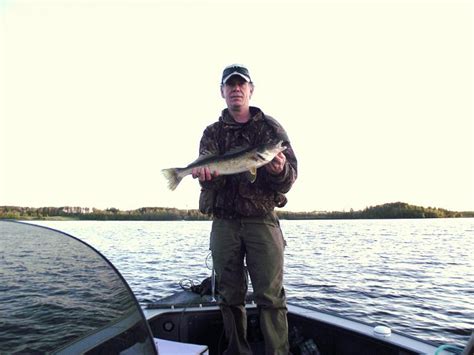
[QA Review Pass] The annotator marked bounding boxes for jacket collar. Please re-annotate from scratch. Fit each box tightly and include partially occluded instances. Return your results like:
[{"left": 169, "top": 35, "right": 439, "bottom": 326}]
[{"left": 220, "top": 106, "right": 263, "bottom": 127}]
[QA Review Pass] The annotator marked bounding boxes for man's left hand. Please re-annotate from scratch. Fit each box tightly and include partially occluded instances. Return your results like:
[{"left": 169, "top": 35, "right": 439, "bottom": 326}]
[{"left": 265, "top": 152, "right": 286, "bottom": 175}]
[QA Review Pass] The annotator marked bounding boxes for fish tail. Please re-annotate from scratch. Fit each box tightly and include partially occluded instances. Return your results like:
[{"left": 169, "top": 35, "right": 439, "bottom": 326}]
[{"left": 162, "top": 168, "right": 183, "bottom": 191}]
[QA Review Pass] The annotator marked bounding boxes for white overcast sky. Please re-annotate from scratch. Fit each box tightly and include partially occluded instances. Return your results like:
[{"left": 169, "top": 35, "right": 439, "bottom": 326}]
[{"left": 0, "top": 0, "right": 472, "bottom": 212}]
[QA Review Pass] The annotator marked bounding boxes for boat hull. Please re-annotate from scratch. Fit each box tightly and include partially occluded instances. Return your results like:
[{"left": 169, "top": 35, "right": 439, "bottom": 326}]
[{"left": 144, "top": 291, "right": 440, "bottom": 355}]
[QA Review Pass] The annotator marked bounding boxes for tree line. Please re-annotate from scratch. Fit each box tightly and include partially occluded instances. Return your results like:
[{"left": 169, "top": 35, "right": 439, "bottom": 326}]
[
  {"left": 0, "top": 206, "right": 209, "bottom": 221},
  {"left": 0, "top": 202, "right": 472, "bottom": 220},
  {"left": 278, "top": 202, "right": 471, "bottom": 219}
]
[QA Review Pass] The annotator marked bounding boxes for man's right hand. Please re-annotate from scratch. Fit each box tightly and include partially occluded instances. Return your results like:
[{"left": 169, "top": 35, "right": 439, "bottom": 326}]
[{"left": 192, "top": 167, "right": 219, "bottom": 181}]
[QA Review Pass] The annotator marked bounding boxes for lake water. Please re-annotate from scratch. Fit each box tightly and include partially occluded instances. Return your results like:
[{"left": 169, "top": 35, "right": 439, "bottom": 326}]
[
  {"left": 1, "top": 221, "right": 142, "bottom": 353},
  {"left": 32, "top": 218, "right": 474, "bottom": 348}
]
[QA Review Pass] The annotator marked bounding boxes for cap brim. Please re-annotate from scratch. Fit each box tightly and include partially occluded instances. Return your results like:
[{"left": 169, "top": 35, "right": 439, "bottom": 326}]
[{"left": 222, "top": 72, "right": 251, "bottom": 84}]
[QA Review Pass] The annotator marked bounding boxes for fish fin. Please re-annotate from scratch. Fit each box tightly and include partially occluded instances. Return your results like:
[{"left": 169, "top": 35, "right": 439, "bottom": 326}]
[
  {"left": 222, "top": 144, "right": 252, "bottom": 157},
  {"left": 190, "top": 145, "right": 251, "bottom": 167},
  {"left": 186, "top": 152, "right": 218, "bottom": 167},
  {"left": 200, "top": 149, "right": 215, "bottom": 157},
  {"left": 162, "top": 168, "right": 183, "bottom": 191},
  {"left": 245, "top": 167, "right": 257, "bottom": 183}
]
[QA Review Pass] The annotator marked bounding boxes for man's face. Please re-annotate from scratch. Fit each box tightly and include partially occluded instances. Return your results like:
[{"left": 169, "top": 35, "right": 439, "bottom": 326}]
[{"left": 221, "top": 75, "right": 253, "bottom": 111}]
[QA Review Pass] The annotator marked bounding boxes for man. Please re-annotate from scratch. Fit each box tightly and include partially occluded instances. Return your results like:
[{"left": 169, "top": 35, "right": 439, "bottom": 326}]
[{"left": 192, "top": 64, "right": 297, "bottom": 355}]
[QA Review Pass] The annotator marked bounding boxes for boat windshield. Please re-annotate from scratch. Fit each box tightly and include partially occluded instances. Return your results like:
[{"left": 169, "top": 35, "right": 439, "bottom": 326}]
[{"left": 0, "top": 220, "right": 157, "bottom": 354}]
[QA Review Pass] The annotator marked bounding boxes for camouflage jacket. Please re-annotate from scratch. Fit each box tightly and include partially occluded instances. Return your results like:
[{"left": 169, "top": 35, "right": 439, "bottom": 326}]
[{"left": 198, "top": 106, "right": 298, "bottom": 218}]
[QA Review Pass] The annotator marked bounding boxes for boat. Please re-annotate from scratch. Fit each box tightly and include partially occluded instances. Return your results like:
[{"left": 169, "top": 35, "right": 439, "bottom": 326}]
[{"left": 1, "top": 219, "right": 472, "bottom": 354}]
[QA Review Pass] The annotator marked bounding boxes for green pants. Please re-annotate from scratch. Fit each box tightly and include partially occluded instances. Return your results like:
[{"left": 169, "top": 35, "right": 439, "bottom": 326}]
[{"left": 210, "top": 212, "right": 289, "bottom": 355}]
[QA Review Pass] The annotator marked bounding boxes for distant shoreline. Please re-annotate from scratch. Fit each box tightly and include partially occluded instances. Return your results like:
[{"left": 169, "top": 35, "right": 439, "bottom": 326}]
[{"left": 1, "top": 202, "right": 473, "bottom": 221}]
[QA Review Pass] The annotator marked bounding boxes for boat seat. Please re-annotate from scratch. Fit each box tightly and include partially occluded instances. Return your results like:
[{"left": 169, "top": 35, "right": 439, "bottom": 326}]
[{"left": 154, "top": 337, "right": 209, "bottom": 355}]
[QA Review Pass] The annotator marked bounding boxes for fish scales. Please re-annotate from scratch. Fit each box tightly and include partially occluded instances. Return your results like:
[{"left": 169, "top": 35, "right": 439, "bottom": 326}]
[{"left": 162, "top": 141, "right": 286, "bottom": 190}]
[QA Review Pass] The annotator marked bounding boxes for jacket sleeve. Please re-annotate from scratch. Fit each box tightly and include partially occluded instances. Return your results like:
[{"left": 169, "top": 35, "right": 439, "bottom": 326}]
[
  {"left": 264, "top": 142, "right": 297, "bottom": 194},
  {"left": 198, "top": 125, "right": 226, "bottom": 190},
  {"left": 261, "top": 115, "right": 298, "bottom": 193}
]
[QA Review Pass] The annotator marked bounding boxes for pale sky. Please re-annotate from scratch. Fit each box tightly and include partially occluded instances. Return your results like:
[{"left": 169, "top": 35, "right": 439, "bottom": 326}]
[{"left": 0, "top": 0, "right": 473, "bottom": 212}]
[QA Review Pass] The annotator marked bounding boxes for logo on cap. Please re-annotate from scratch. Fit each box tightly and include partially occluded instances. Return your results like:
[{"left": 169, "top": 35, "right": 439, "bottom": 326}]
[{"left": 221, "top": 64, "right": 252, "bottom": 84}]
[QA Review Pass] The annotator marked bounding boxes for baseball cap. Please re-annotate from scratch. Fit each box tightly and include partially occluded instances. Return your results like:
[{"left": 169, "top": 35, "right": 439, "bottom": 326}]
[{"left": 221, "top": 64, "right": 252, "bottom": 84}]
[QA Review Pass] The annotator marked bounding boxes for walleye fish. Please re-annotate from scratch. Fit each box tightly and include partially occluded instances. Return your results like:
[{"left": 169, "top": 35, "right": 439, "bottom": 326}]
[{"left": 162, "top": 140, "right": 287, "bottom": 190}]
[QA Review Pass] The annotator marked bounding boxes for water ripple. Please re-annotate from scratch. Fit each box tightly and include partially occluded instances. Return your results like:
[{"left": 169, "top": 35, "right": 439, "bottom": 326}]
[{"left": 33, "top": 218, "right": 474, "bottom": 348}]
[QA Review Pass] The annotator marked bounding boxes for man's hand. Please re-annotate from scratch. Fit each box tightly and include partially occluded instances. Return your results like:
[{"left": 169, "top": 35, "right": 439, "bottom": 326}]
[
  {"left": 192, "top": 167, "right": 219, "bottom": 181},
  {"left": 265, "top": 152, "right": 286, "bottom": 175}
]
